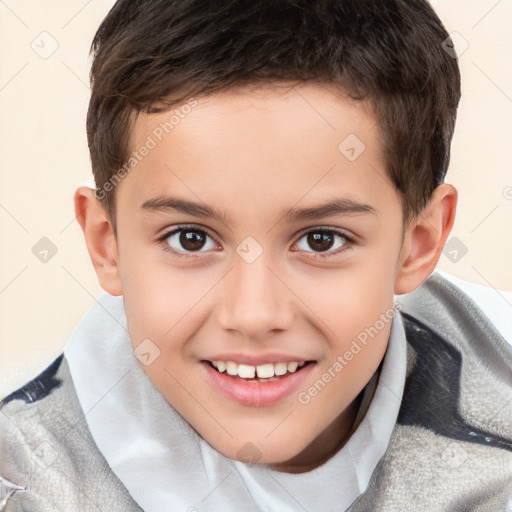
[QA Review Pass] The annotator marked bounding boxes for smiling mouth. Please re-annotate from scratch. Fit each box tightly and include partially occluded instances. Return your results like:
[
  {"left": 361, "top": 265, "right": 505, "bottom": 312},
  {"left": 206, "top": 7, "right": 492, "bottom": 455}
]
[
  {"left": 201, "top": 359, "right": 318, "bottom": 407},
  {"left": 203, "top": 360, "right": 315, "bottom": 382}
]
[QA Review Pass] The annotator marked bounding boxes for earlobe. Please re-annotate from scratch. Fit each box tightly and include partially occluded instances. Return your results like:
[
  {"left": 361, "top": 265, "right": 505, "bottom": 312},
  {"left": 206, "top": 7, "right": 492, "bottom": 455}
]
[
  {"left": 394, "top": 184, "right": 457, "bottom": 295},
  {"left": 74, "top": 186, "right": 123, "bottom": 296}
]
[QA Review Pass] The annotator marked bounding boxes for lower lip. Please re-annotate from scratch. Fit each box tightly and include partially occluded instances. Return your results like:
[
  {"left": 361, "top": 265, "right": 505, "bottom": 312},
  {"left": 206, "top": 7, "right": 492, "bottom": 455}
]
[{"left": 200, "top": 361, "right": 316, "bottom": 407}]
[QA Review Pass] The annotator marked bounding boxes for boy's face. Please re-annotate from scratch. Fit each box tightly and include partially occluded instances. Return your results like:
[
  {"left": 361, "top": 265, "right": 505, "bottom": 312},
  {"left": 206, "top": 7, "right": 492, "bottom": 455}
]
[{"left": 108, "top": 82, "right": 408, "bottom": 470}]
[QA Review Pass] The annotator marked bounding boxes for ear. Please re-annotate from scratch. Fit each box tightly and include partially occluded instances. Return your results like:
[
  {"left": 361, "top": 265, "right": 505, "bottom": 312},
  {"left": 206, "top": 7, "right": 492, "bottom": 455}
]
[
  {"left": 74, "top": 186, "right": 123, "bottom": 296},
  {"left": 394, "top": 183, "right": 457, "bottom": 295}
]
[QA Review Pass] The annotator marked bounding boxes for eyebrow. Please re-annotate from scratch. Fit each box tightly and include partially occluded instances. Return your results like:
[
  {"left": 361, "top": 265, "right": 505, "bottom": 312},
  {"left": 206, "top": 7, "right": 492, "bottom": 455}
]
[{"left": 141, "top": 195, "right": 376, "bottom": 225}]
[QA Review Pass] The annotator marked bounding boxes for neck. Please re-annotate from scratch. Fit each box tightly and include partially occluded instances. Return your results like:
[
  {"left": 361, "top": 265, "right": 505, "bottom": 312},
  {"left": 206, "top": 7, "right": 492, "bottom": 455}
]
[{"left": 267, "top": 389, "right": 366, "bottom": 474}]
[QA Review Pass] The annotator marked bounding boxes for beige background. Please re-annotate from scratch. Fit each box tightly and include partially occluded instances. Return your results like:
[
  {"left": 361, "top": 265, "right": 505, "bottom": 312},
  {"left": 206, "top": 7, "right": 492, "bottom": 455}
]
[{"left": 1, "top": 0, "right": 511, "bottom": 397}]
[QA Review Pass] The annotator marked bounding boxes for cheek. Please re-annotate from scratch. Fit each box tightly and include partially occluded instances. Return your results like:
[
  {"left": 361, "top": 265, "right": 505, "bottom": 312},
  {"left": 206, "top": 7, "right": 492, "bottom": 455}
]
[
  {"left": 302, "top": 274, "right": 393, "bottom": 406},
  {"left": 120, "top": 253, "right": 217, "bottom": 371},
  {"left": 119, "top": 241, "right": 181, "bottom": 319},
  {"left": 294, "top": 246, "right": 397, "bottom": 389},
  {"left": 299, "top": 262, "right": 395, "bottom": 339}
]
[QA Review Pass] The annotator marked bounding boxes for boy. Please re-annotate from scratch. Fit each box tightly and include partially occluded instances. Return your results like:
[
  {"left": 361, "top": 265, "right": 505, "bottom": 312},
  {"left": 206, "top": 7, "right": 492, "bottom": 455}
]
[{"left": 1, "top": 0, "right": 511, "bottom": 510}]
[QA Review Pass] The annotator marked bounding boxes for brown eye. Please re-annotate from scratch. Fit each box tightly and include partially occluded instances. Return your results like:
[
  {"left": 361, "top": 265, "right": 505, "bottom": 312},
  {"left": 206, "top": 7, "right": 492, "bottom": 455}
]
[
  {"left": 179, "top": 230, "right": 207, "bottom": 251},
  {"left": 293, "top": 228, "right": 354, "bottom": 259},
  {"left": 161, "top": 226, "right": 217, "bottom": 254},
  {"left": 306, "top": 232, "right": 336, "bottom": 252}
]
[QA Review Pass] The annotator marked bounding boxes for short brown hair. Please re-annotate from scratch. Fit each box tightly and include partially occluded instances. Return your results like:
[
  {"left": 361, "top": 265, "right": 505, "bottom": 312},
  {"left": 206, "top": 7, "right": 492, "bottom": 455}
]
[{"left": 86, "top": 0, "right": 461, "bottom": 231}]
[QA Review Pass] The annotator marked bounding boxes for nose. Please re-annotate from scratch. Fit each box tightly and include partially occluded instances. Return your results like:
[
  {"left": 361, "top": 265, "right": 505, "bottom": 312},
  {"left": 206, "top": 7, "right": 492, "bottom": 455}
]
[{"left": 217, "top": 251, "right": 294, "bottom": 340}]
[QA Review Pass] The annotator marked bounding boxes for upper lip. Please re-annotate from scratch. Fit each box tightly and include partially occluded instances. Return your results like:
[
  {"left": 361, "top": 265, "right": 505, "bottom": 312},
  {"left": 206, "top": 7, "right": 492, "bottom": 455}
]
[{"left": 202, "top": 353, "right": 315, "bottom": 366}]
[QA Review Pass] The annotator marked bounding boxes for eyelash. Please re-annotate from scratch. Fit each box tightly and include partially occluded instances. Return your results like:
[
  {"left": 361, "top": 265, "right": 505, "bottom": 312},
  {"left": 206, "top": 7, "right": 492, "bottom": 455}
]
[{"left": 156, "top": 224, "right": 356, "bottom": 260}]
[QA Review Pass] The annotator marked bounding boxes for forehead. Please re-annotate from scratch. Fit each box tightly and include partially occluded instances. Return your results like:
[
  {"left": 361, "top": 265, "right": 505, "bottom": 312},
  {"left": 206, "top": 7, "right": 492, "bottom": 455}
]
[{"left": 118, "top": 82, "right": 398, "bottom": 225}]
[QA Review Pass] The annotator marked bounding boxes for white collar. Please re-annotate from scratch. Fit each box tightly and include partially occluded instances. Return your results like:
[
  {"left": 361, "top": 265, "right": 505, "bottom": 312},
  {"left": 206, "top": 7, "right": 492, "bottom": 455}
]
[{"left": 64, "top": 294, "right": 407, "bottom": 512}]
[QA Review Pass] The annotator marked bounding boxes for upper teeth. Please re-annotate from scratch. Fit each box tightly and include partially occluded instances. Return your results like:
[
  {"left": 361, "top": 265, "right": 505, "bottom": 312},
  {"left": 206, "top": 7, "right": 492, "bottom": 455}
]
[{"left": 211, "top": 360, "right": 306, "bottom": 378}]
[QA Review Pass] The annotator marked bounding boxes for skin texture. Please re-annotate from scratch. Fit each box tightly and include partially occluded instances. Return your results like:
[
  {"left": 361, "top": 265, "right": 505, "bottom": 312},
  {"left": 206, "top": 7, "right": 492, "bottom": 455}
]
[{"left": 75, "top": 82, "right": 457, "bottom": 473}]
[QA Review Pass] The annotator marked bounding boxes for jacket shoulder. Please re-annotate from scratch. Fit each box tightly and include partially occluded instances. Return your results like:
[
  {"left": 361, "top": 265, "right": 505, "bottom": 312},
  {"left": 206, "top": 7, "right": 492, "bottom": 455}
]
[
  {"left": 0, "top": 355, "right": 141, "bottom": 511},
  {"left": 350, "top": 273, "right": 512, "bottom": 511}
]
